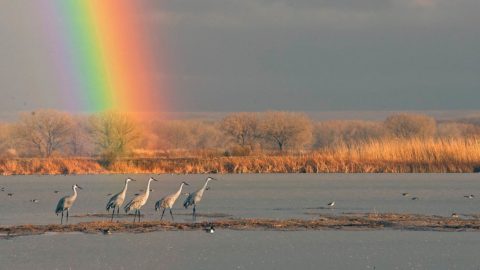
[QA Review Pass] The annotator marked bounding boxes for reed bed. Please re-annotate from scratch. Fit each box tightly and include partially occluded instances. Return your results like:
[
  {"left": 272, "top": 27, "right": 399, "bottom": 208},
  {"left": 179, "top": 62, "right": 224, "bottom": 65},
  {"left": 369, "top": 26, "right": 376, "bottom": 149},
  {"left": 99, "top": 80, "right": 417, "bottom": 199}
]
[{"left": 1, "top": 139, "right": 480, "bottom": 175}]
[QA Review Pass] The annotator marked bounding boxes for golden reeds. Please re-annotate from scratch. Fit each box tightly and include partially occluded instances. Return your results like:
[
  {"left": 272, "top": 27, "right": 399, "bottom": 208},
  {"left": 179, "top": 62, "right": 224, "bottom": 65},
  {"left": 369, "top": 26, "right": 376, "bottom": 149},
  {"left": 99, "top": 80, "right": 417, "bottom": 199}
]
[{"left": 1, "top": 138, "right": 480, "bottom": 175}]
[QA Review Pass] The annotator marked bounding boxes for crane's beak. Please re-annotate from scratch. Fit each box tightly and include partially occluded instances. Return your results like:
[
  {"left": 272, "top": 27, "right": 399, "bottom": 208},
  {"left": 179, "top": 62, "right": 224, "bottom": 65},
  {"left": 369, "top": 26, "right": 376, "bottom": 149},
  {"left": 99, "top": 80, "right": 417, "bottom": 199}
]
[
  {"left": 131, "top": 178, "right": 136, "bottom": 182},
  {"left": 184, "top": 182, "right": 190, "bottom": 186},
  {"left": 152, "top": 178, "right": 158, "bottom": 182},
  {"left": 77, "top": 186, "right": 83, "bottom": 190}
]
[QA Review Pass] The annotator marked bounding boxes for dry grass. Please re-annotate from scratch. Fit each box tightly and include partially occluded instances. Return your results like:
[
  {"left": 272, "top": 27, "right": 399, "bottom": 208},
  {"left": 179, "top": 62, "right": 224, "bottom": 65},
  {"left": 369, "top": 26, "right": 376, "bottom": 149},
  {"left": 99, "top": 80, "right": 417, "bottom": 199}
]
[{"left": 1, "top": 138, "right": 480, "bottom": 175}]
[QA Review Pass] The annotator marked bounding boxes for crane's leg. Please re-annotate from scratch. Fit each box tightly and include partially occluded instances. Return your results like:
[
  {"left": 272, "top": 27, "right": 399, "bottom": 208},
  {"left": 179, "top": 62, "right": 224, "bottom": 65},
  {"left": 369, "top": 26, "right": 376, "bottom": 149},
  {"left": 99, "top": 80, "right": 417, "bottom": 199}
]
[
  {"left": 169, "top": 208, "right": 174, "bottom": 221},
  {"left": 117, "top": 207, "right": 120, "bottom": 216},
  {"left": 61, "top": 211, "right": 64, "bottom": 224},
  {"left": 66, "top": 209, "right": 69, "bottom": 224},
  {"left": 193, "top": 205, "right": 196, "bottom": 221},
  {"left": 111, "top": 207, "right": 115, "bottom": 221},
  {"left": 138, "top": 210, "right": 141, "bottom": 222},
  {"left": 133, "top": 210, "right": 137, "bottom": 222},
  {"left": 160, "top": 208, "right": 165, "bottom": 220}
]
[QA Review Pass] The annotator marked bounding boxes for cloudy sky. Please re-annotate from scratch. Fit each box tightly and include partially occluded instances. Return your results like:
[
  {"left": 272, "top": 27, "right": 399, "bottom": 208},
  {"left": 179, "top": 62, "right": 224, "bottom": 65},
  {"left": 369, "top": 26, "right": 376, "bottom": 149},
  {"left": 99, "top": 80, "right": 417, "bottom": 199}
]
[{"left": 0, "top": 0, "right": 479, "bottom": 114}]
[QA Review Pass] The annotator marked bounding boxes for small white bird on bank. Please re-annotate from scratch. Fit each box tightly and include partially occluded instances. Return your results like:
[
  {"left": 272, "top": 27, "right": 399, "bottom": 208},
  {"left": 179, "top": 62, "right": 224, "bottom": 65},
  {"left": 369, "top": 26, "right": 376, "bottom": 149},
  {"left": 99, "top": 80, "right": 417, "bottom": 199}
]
[{"left": 55, "top": 184, "right": 82, "bottom": 224}]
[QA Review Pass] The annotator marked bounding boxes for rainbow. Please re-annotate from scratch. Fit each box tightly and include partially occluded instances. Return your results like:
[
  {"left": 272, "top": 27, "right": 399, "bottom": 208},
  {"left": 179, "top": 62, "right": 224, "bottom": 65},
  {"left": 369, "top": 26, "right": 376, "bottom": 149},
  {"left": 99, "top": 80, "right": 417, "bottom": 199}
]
[{"left": 39, "top": 1, "right": 167, "bottom": 113}]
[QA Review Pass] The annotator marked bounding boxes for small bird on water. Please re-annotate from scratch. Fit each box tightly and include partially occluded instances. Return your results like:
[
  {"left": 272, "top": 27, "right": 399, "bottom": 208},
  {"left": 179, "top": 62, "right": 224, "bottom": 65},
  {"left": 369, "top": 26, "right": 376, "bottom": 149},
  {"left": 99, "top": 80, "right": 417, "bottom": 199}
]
[
  {"left": 30, "top": 199, "right": 39, "bottom": 203},
  {"left": 7, "top": 193, "right": 13, "bottom": 197},
  {"left": 464, "top": 194, "right": 475, "bottom": 199},
  {"left": 411, "top": 197, "right": 419, "bottom": 200},
  {"left": 327, "top": 201, "right": 335, "bottom": 207},
  {"left": 402, "top": 193, "right": 409, "bottom": 197},
  {"left": 204, "top": 224, "right": 215, "bottom": 234}
]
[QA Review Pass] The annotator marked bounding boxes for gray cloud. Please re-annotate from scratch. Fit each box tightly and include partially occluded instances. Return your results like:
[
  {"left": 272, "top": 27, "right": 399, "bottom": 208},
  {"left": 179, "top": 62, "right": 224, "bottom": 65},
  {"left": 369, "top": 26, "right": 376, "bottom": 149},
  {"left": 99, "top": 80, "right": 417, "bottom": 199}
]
[{"left": 1, "top": 0, "right": 480, "bottom": 115}]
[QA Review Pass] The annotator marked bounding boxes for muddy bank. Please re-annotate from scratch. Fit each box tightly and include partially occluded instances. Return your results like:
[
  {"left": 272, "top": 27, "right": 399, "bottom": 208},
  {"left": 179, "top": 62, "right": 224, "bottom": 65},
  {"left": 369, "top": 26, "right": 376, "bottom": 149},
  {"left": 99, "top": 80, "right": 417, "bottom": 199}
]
[{"left": 1, "top": 213, "right": 479, "bottom": 238}]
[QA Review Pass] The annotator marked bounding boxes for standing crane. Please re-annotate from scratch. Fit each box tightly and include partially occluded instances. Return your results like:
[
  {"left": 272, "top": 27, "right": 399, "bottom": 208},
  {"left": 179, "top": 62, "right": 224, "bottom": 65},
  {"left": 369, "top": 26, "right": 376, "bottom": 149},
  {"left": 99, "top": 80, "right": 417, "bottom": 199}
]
[
  {"left": 106, "top": 178, "right": 135, "bottom": 221},
  {"left": 55, "top": 184, "right": 82, "bottom": 224},
  {"left": 183, "top": 177, "right": 217, "bottom": 221},
  {"left": 124, "top": 177, "right": 158, "bottom": 222},
  {"left": 154, "top": 181, "right": 189, "bottom": 221}
]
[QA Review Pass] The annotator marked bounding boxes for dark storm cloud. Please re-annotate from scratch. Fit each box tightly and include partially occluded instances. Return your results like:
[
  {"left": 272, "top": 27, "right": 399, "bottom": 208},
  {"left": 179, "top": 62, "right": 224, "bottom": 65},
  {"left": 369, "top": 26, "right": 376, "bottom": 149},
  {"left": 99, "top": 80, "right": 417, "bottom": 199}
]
[{"left": 1, "top": 0, "right": 480, "bottom": 115}]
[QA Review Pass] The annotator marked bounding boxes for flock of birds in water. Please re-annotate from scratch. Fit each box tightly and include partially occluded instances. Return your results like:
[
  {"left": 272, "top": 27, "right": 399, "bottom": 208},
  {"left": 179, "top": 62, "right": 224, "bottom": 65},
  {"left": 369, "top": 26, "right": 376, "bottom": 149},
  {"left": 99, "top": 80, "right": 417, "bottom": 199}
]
[
  {"left": 1, "top": 176, "right": 218, "bottom": 233},
  {"left": 1, "top": 176, "right": 478, "bottom": 230},
  {"left": 52, "top": 177, "right": 218, "bottom": 225}
]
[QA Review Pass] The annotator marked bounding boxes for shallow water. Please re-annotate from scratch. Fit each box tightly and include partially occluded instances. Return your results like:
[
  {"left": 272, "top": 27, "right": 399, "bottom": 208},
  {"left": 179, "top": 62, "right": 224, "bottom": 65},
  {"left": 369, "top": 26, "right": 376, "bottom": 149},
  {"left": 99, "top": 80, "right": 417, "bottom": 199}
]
[
  {"left": 0, "top": 174, "right": 479, "bottom": 225},
  {"left": 1, "top": 174, "right": 480, "bottom": 269},
  {"left": 1, "top": 230, "right": 480, "bottom": 270}
]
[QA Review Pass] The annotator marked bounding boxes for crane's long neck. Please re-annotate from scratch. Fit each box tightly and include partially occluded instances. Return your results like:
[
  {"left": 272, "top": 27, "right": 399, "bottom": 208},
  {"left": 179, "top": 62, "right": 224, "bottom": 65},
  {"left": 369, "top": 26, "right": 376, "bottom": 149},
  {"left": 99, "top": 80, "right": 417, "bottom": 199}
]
[
  {"left": 71, "top": 186, "right": 78, "bottom": 199},
  {"left": 201, "top": 180, "right": 210, "bottom": 192},
  {"left": 145, "top": 180, "right": 152, "bottom": 198},
  {"left": 174, "top": 183, "right": 185, "bottom": 198},
  {"left": 121, "top": 181, "right": 130, "bottom": 196}
]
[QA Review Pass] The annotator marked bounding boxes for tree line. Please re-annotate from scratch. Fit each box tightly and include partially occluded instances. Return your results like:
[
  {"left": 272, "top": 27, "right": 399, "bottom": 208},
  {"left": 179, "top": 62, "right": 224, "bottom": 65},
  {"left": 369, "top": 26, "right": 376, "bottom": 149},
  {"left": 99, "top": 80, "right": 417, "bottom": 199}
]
[{"left": 1, "top": 109, "right": 479, "bottom": 163}]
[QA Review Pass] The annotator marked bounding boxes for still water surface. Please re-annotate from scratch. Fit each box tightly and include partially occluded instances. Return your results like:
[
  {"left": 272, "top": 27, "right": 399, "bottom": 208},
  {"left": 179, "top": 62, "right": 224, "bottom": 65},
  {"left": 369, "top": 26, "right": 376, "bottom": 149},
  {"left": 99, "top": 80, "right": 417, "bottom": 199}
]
[{"left": 1, "top": 174, "right": 479, "bottom": 269}]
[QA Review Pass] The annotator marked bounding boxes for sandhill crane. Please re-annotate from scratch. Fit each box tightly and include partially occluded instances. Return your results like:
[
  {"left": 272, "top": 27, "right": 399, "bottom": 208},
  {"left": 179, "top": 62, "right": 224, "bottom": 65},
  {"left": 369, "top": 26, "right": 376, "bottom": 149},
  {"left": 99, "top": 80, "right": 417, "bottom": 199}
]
[
  {"left": 183, "top": 177, "right": 217, "bottom": 221},
  {"left": 154, "top": 181, "right": 189, "bottom": 221},
  {"left": 55, "top": 184, "right": 82, "bottom": 224},
  {"left": 106, "top": 178, "right": 135, "bottom": 221},
  {"left": 124, "top": 177, "right": 158, "bottom": 222}
]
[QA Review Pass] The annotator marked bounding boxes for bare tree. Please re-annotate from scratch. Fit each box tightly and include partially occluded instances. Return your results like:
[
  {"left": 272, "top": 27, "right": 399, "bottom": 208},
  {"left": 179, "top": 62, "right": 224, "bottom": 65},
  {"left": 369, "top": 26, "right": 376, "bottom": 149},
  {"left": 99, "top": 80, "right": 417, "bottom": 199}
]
[
  {"left": 153, "top": 120, "right": 195, "bottom": 150},
  {"left": 14, "top": 110, "right": 73, "bottom": 157},
  {"left": 384, "top": 113, "right": 436, "bottom": 139},
  {"left": 191, "top": 120, "right": 225, "bottom": 149},
  {"left": 314, "top": 120, "right": 386, "bottom": 148},
  {"left": 89, "top": 111, "right": 140, "bottom": 165},
  {"left": 221, "top": 112, "right": 260, "bottom": 148},
  {"left": 67, "top": 116, "right": 93, "bottom": 156},
  {"left": 437, "top": 122, "right": 480, "bottom": 139},
  {"left": 260, "top": 111, "right": 313, "bottom": 151},
  {"left": 0, "top": 123, "right": 13, "bottom": 157}
]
